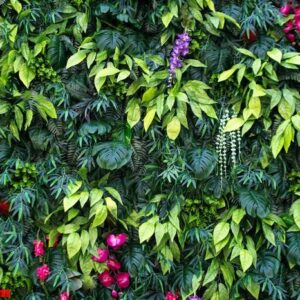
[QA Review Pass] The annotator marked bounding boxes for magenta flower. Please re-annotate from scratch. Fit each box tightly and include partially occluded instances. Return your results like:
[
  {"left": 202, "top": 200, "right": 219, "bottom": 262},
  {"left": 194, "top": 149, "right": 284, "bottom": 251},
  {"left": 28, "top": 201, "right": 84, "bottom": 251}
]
[
  {"left": 98, "top": 270, "right": 114, "bottom": 287},
  {"left": 165, "top": 291, "right": 179, "bottom": 300},
  {"left": 295, "top": 16, "right": 300, "bottom": 32},
  {"left": 279, "top": 4, "right": 292, "bottom": 15},
  {"left": 92, "top": 248, "right": 109, "bottom": 263},
  {"left": 33, "top": 240, "right": 45, "bottom": 257},
  {"left": 115, "top": 272, "right": 130, "bottom": 289},
  {"left": 294, "top": 7, "right": 300, "bottom": 16},
  {"left": 286, "top": 32, "right": 296, "bottom": 42},
  {"left": 111, "top": 290, "right": 119, "bottom": 299},
  {"left": 36, "top": 264, "right": 50, "bottom": 281},
  {"left": 283, "top": 20, "right": 294, "bottom": 33},
  {"left": 107, "top": 258, "right": 121, "bottom": 271},
  {"left": 106, "top": 233, "right": 128, "bottom": 250},
  {"left": 58, "top": 291, "right": 70, "bottom": 300}
]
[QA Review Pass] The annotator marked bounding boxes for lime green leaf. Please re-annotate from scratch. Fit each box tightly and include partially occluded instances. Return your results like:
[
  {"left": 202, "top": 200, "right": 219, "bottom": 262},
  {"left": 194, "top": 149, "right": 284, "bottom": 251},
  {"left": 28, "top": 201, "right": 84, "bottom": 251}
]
[
  {"left": 63, "top": 194, "right": 81, "bottom": 211},
  {"left": 81, "top": 230, "right": 90, "bottom": 254},
  {"left": 218, "top": 65, "right": 240, "bottom": 82},
  {"left": 139, "top": 220, "right": 155, "bottom": 243},
  {"left": 10, "top": 0, "right": 22, "bottom": 13},
  {"left": 292, "top": 114, "right": 300, "bottom": 131},
  {"left": 262, "top": 222, "right": 276, "bottom": 246},
  {"left": 167, "top": 116, "right": 181, "bottom": 140},
  {"left": 24, "top": 110, "right": 33, "bottom": 130},
  {"left": 66, "top": 51, "right": 87, "bottom": 69},
  {"left": 224, "top": 118, "right": 244, "bottom": 132},
  {"left": 105, "top": 187, "right": 123, "bottom": 204},
  {"left": 126, "top": 98, "right": 141, "bottom": 128},
  {"left": 142, "top": 87, "right": 157, "bottom": 103},
  {"left": 67, "top": 233, "right": 82, "bottom": 258},
  {"left": 144, "top": 107, "right": 156, "bottom": 132},
  {"left": 267, "top": 48, "right": 282, "bottom": 63},
  {"left": 203, "top": 259, "right": 219, "bottom": 285},
  {"left": 105, "top": 197, "right": 117, "bottom": 218},
  {"left": 232, "top": 208, "right": 246, "bottom": 224},
  {"left": 285, "top": 55, "right": 300, "bottom": 65},
  {"left": 10, "top": 121, "right": 19, "bottom": 140},
  {"left": 252, "top": 59, "right": 261, "bottom": 75},
  {"left": 19, "top": 63, "right": 35, "bottom": 88},
  {"left": 291, "top": 199, "right": 300, "bottom": 229},
  {"left": 96, "top": 65, "right": 120, "bottom": 77},
  {"left": 162, "top": 12, "right": 174, "bottom": 27},
  {"left": 91, "top": 205, "right": 108, "bottom": 227},
  {"left": 240, "top": 249, "right": 253, "bottom": 272},
  {"left": 117, "top": 70, "right": 130, "bottom": 82},
  {"left": 89, "top": 188, "right": 103, "bottom": 206},
  {"left": 213, "top": 222, "right": 230, "bottom": 245},
  {"left": 271, "top": 133, "right": 284, "bottom": 158}
]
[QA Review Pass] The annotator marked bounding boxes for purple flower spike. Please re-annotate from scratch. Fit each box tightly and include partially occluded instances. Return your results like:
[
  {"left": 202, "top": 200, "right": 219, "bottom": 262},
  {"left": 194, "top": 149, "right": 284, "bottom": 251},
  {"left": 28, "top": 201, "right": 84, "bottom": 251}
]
[
  {"left": 169, "top": 32, "right": 191, "bottom": 80},
  {"left": 188, "top": 296, "right": 202, "bottom": 300}
]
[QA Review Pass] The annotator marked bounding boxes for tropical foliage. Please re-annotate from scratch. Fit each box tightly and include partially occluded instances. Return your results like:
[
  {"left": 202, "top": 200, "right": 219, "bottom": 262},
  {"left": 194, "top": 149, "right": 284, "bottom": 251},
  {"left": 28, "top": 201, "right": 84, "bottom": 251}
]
[{"left": 1, "top": 0, "right": 300, "bottom": 299}]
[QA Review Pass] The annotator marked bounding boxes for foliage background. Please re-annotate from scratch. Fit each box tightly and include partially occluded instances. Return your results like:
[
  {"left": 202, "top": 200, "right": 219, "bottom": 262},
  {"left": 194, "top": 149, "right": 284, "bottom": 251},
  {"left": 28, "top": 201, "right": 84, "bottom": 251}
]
[{"left": 1, "top": 0, "right": 300, "bottom": 299}]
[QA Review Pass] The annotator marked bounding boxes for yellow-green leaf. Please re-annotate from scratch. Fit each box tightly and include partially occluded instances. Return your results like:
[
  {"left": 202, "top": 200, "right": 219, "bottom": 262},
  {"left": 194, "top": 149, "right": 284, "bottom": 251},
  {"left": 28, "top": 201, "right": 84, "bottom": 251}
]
[
  {"left": 66, "top": 51, "right": 87, "bottom": 69},
  {"left": 144, "top": 107, "right": 156, "bottom": 132},
  {"left": 240, "top": 249, "right": 253, "bottom": 272},
  {"left": 213, "top": 222, "right": 230, "bottom": 245},
  {"left": 267, "top": 48, "right": 282, "bottom": 63},
  {"left": 19, "top": 63, "right": 35, "bottom": 88},
  {"left": 224, "top": 118, "right": 244, "bottom": 132},
  {"left": 67, "top": 232, "right": 82, "bottom": 258},
  {"left": 167, "top": 116, "right": 181, "bottom": 140}
]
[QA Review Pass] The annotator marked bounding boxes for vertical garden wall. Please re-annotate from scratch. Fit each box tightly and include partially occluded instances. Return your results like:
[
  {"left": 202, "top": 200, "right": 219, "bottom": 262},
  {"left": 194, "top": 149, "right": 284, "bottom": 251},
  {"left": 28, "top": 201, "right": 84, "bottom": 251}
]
[{"left": 1, "top": 0, "right": 300, "bottom": 299}]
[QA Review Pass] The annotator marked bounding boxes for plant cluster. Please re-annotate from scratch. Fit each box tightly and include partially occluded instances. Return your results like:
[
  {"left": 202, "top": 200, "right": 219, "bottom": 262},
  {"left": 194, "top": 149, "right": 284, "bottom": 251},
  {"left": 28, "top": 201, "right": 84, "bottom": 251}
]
[{"left": 1, "top": 0, "right": 300, "bottom": 300}]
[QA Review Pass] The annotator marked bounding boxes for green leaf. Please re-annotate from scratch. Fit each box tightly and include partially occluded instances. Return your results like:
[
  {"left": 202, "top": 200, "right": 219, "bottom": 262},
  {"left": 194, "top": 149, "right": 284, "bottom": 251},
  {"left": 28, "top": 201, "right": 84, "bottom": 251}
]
[
  {"left": 24, "top": 110, "right": 33, "bottom": 130},
  {"left": 142, "top": 87, "right": 157, "bottom": 103},
  {"left": 19, "top": 63, "right": 35, "bottom": 88},
  {"left": 162, "top": 12, "right": 174, "bottom": 27},
  {"left": 105, "top": 187, "right": 123, "bottom": 204},
  {"left": 10, "top": 0, "right": 22, "bottom": 13},
  {"left": 81, "top": 230, "right": 90, "bottom": 254},
  {"left": 105, "top": 196, "right": 117, "bottom": 218},
  {"left": 203, "top": 259, "right": 219, "bottom": 286},
  {"left": 262, "top": 222, "right": 276, "bottom": 246},
  {"left": 285, "top": 55, "right": 300, "bottom": 65},
  {"left": 218, "top": 65, "right": 240, "bottom": 82},
  {"left": 117, "top": 70, "right": 130, "bottom": 82},
  {"left": 126, "top": 98, "right": 141, "bottom": 128},
  {"left": 213, "top": 222, "right": 230, "bottom": 245},
  {"left": 67, "top": 233, "right": 82, "bottom": 258},
  {"left": 267, "top": 48, "right": 282, "bottom": 63},
  {"left": 139, "top": 219, "right": 156, "bottom": 243},
  {"left": 232, "top": 208, "right": 246, "bottom": 224},
  {"left": 155, "top": 223, "right": 167, "bottom": 245},
  {"left": 167, "top": 116, "right": 181, "bottom": 140},
  {"left": 252, "top": 59, "right": 261, "bottom": 75},
  {"left": 93, "top": 142, "right": 132, "bottom": 170},
  {"left": 144, "top": 107, "right": 156, "bottom": 132},
  {"left": 271, "top": 133, "right": 284, "bottom": 158},
  {"left": 239, "top": 190, "right": 270, "bottom": 218},
  {"left": 240, "top": 249, "right": 253, "bottom": 272},
  {"left": 224, "top": 118, "right": 244, "bottom": 132},
  {"left": 236, "top": 48, "right": 256, "bottom": 59},
  {"left": 89, "top": 188, "right": 104, "bottom": 206},
  {"left": 96, "top": 65, "right": 120, "bottom": 77},
  {"left": 63, "top": 194, "right": 81, "bottom": 211},
  {"left": 91, "top": 204, "right": 108, "bottom": 227},
  {"left": 57, "top": 223, "right": 80, "bottom": 234},
  {"left": 66, "top": 51, "right": 87, "bottom": 69},
  {"left": 291, "top": 199, "right": 300, "bottom": 229},
  {"left": 292, "top": 115, "right": 300, "bottom": 132}
]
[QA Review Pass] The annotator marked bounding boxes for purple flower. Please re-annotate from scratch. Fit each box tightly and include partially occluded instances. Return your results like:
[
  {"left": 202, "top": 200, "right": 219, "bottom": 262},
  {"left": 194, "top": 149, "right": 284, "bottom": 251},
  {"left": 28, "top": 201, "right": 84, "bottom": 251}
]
[
  {"left": 168, "top": 32, "right": 191, "bottom": 84},
  {"left": 188, "top": 296, "right": 202, "bottom": 300}
]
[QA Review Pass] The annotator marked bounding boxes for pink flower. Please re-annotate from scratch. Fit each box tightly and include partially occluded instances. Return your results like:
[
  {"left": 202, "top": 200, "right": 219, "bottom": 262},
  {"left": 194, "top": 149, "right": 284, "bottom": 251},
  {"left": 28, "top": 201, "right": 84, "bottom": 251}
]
[
  {"left": 106, "top": 233, "right": 128, "bottom": 250},
  {"left": 165, "top": 291, "right": 180, "bottom": 300},
  {"left": 294, "top": 7, "right": 300, "bottom": 16},
  {"left": 279, "top": 4, "right": 292, "bottom": 15},
  {"left": 58, "top": 291, "right": 70, "bottom": 300},
  {"left": 107, "top": 258, "right": 121, "bottom": 271},
  {"left": 33, "top": 240, "right": 45, "bottom": 257},
  {"left": 295, "top": 16, "right": 300, "bottom": 32},
  {"left": 115, "top": 272, "right": 130, "bottom": 289},
  {"left": 36, "top": 264, "right": 50, "bottom": 281},
  {"left": 283, "top": 20, "right": 294, "bottom": 33},
  {"left": 92, "top": 248, "right": 109, "bottom": 263},
  {"left": 98, "top": 270, "right": 114, "bottom": 287},
  {"left": 111, "top": 290, "right": 119, "bottom": 299},
  {"left": 286, "top": 33, "right": 296, "bottom": 42}
]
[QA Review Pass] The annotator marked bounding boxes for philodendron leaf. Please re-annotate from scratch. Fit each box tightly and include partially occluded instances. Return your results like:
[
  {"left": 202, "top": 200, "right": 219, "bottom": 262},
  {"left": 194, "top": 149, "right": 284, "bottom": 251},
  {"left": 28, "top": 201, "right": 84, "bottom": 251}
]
[
  {"left": 240, "top": 249, "right": 253, "bottom": 272},
  {"left": 213, "top": 222, "right": 230, "bottom": 245},
  {"left": 67, "top": 232, "right": 82, "bottom": 258}
]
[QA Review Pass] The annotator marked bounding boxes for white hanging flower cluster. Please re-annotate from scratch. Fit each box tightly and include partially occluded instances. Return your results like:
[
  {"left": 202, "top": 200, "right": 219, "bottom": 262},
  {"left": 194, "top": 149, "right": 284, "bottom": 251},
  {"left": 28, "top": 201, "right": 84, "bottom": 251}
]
[{"left": 216, "top": 109, "right": 241, "bottom": 179}]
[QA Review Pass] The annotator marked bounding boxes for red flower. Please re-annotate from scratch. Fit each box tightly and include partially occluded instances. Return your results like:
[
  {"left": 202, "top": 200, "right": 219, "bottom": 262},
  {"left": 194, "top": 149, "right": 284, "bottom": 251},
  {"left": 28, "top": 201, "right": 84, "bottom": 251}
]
[
  {"left": 36, "top": 264, "right": 50, "bottom": 281},
  {"left": 115, "top": 272, "right": 130, "bottom": 289},
  {"left": 107, "top": 258, "right": 121, "bottom": 271},
  {"left": 279, "top": 4, "right": 292, "bottom": 15},
  {"left": 58, "top": 291, "right": 70, "bottom": 300},
  {"left": 111, "top": 290, "right": 119, "bottom": 299},
  {"left": 287, "top": 32, "right": 296, "bottom": 42},
  {"left": 283, "top": 20, "right": 294, "bottom": 33},
  {"left": 33, "top": 240, "right": 45, "bottom": 257},
  {"left": 295, "top": 16, "right": 300, "bottom": 32},
  {"left": 98, "top": 271, "right": 114, "bottom": 287},
  {"left": 242, "top": 31, "right": 257, "bottom": 43},
  {"left": 0, "top": 200, "right": 9, "bottom": 216},
  {"left": 106, "top": 233, "right": 128, "bottom": 250},
  {"left": 92, "top": 248, "right": 109, "bottom": 263},
  {"left": 165, "top": 291, "right": 180, "bottom": 300}
]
